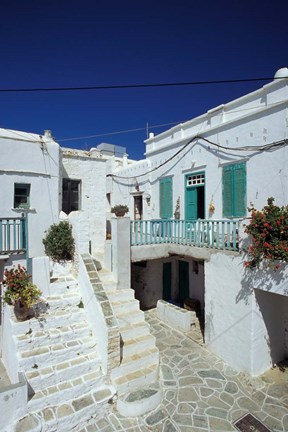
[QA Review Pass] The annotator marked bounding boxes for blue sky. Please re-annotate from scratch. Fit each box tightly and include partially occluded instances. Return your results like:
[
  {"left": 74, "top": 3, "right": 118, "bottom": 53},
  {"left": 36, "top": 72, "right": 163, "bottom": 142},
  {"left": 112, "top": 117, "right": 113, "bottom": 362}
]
[{"left": 0, "top": 0, "right": 287, "bottom": 160}]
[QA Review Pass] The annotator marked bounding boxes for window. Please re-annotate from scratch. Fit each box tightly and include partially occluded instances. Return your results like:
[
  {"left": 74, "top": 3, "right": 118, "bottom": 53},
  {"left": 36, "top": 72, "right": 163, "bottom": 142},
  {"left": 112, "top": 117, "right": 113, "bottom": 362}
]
[
  {"left": 187, "top": 173, "right": 205, "bottom": 186},
  {"left": 62, "top": 179, "right": 81, "bottom": 214},
  {"left": 222, "top": 163, "right": 246, "bottom": 217},
  {"left": 159, "top": 177, "right": 173, "bottom": 219},
  {"left": 14, "top": 183, "right": 30, "bottom": 208}
]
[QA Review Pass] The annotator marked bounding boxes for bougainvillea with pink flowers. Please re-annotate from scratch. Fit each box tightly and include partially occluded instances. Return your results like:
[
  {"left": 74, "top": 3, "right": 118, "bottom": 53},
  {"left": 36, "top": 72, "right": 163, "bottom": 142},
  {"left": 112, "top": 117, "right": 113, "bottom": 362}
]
[{"left": 244, "top": 197, "right": 288, "bottom": 270}]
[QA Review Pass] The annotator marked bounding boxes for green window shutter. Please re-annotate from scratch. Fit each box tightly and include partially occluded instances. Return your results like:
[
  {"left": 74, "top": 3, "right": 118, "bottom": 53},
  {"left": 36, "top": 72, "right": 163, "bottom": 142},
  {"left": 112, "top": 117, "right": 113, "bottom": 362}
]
[
  {"left": 233, "top": 163, "right": 246, "bottom": 217},
  {"left": 160, "top": 177, "right": 172, "bottom": 219},
  {"left": 222, "top": 166, "right": 233, "bottom": 217}
]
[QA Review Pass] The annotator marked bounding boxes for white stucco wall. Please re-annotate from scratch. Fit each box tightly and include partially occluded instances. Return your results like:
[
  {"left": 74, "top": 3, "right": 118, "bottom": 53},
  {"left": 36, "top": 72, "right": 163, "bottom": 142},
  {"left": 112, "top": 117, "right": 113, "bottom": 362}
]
[
  {"left": 205, "top": 252, "right": 288, "bottom": 376},
  {"left": 205, "top": 253, "right": 253, "bottom": 374},
  {"left": 61, "top": 150, "right": 108, "bottom": 257},
  {"left": 110, "top": 78, "right": 288, "bottom": 223},
  {"left": 0, "top": 129, "right": 60, "bottom": 258}
]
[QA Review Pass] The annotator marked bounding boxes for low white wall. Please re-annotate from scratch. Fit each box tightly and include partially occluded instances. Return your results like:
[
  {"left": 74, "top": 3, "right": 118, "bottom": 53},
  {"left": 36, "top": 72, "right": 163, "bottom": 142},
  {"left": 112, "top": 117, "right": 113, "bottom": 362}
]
[
  {"left": 157, "top": 300, "right": 195, "bottom": 332},
  {"left": 32, "top": 256, "right": 50, "bottom": 297},
  {"left": 111, "top": 216, "right": 130, "bottom": 289},
  {"left": 0, "top": 373, "right": 27, "bottom": 432},
  {"left": 77, "top": 256, "right": 109, "bottom": 373},
  {"left": 2, "top": 306, "right": 19, "bottom": 383}
]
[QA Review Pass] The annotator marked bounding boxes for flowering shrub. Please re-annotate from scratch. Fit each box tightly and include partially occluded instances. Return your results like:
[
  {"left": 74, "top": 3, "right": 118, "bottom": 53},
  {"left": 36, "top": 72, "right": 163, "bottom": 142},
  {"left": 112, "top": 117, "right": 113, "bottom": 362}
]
[
  {"left": 2, "top": 265, "right": 41, "bottom": 307},
  {"left": 244, "top": 197, "right": 288, "bottom": 269}
]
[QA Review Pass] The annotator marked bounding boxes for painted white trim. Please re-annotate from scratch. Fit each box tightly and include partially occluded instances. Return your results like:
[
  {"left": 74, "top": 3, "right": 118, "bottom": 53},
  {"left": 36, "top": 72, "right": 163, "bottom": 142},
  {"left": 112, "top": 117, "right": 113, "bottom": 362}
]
[{"left": 0, "top": 169, "right": 51, "bottom": 177}]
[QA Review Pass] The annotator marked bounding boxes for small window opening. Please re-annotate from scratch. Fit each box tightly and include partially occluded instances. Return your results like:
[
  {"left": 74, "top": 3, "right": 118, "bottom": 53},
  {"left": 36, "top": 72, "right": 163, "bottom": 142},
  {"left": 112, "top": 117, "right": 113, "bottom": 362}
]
[{"left": 14, "top": 183, "right": 31, "bottom": 209}]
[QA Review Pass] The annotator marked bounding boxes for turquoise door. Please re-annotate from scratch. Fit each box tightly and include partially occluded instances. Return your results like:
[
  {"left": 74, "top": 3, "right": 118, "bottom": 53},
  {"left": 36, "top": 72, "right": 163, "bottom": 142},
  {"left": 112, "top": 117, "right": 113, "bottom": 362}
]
[
  {"left": 162, "top": 262, "right": 172, "bottom": 301},
  {"left": 178, "top": 260, "right": 189, "bottom": 303},
  {"left": 185, "top": 187, "right": 197, "bottom": 220},
  {"left": 185, "top": 173, "right": 205, "bottom": 220}
]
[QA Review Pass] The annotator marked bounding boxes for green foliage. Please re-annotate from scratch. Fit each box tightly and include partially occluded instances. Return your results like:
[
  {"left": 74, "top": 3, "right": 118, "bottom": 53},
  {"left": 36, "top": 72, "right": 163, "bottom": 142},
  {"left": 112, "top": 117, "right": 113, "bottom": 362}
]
[
  {"left": 111, "top": 204, "right": 129, "bottom": 215},
  {"left": 244, "top": 197, "right": 288, "bottom": 270},
  {"left": 2, "top": 265, "right": 42, "bottom": 307},
  {"left": 42, "top": 221, "right": 75, "bottom": 262}
]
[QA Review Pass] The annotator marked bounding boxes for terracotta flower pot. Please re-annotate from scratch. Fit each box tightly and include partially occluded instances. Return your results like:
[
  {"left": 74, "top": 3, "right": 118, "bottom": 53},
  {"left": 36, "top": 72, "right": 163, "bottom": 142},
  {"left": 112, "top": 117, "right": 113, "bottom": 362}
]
[{"left": 14, "top": 301, "right": 30, "bottom": 321}]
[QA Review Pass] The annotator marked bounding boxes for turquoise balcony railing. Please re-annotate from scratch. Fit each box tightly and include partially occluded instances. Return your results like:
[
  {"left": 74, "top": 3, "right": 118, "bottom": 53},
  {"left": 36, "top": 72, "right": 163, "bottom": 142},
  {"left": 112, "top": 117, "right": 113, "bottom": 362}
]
[
  {"left": 0, "top": 217, "right": 27, "bottom": 254},
  {"left": 131, "top": 219, "right": 239, "bottom": 251}
]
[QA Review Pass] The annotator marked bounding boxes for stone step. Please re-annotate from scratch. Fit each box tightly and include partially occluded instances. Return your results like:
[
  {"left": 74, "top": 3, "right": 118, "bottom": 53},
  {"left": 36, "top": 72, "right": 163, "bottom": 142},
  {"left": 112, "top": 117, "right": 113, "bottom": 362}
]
[
  {"left": 15, "top": 322, "right": 91, "bottom": 350},
  {"left": 111, "top": 298, "right": 140, "bottom": 315},
  {"left": 117, "top": 309, "right": 145, "bottom": 327},
  {"left": 120, "top": 321, "right": 150, "bottom": 340},
  {"left": 107, "top": 288, "right": 135, "bottom": 303},
  {"left": 45, "top": 292, "right": 81, "bottom": 310},
  {"left": 113, "top": 364, "right": 159, "bottom": 396},
  {"left": 112, "top": 346, "right": 159, "bottom": 379},
  {"left": 28, "top": 369, "right": 104, "bottom": 412},
  {"left": 11, "top": 307, "right": 85, "bottom": 336},
  {"left": 26, "top": 352, "right": 101, "bottom": 390},
  {"left": 18, "top": 336, "right": 97, "bottom": 369},
  {"left": 14, "top": 385, "right": 115, "bottom": 432},
  {"left": 122, "top": 333, "right": 156, "bottom": 357},
  {"left": 48, "top": 277, "right": 78, "bottom": 296},
  {"left": 117, "top": 382, "right": 162, "bottom": 417}
]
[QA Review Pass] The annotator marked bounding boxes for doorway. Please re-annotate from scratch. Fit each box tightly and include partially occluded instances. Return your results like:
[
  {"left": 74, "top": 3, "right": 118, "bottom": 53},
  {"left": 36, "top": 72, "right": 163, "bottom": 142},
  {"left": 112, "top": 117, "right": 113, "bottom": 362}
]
[
  {"left": 134, "top": 195, "right": 143, "bottom": 221},
  {"left": 185, "top": 172, "right": 205, "bottom": 220}
]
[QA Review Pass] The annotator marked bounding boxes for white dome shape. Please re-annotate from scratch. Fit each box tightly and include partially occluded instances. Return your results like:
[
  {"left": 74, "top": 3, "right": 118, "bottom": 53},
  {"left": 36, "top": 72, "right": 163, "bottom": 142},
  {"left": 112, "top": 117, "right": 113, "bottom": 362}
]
[{"left": 274, "top": 67, "right": 288, "bottom": 79}]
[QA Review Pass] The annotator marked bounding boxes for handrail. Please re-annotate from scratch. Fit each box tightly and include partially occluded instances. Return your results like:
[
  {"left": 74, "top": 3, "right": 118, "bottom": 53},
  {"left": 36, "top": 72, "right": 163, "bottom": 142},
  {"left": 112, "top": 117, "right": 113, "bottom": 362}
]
[
  {"left": 0, "top": 217, "right": 27, "bottom": 254},
  {"left": 131, "top": 219, "right": 239, "bottom": 251}
]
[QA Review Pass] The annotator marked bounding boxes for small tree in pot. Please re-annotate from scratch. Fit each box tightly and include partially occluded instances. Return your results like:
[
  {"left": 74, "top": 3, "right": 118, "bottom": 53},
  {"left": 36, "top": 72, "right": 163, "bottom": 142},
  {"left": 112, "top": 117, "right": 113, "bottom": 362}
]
[{"left": 43, "top": 221, "right": 75, "bottom": 262}]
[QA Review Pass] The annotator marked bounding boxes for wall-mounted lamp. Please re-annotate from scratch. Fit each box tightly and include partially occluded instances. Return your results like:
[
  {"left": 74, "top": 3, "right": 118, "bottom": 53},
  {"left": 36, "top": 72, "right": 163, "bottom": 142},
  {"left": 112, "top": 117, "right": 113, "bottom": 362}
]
[{"left": 146, "top": 194, "right": 151, "bottom": 206}]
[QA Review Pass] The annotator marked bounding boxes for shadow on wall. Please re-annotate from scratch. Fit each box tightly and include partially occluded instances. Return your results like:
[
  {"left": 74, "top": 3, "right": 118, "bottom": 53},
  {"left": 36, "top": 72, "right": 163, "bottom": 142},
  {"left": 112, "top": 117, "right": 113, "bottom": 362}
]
[{"left": 236, "top": 264, "right": 287, "bottom": 306}]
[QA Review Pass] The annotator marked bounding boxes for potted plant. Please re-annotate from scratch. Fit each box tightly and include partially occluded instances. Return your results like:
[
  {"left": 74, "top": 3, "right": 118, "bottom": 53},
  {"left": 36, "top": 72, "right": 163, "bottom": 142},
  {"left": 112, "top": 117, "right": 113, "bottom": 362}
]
[
  {"left": 2, "top": 265, "right": 42, "bottom": 321},
  {"left": 111, "top": 204, "right": 129, "bottom": 217}
]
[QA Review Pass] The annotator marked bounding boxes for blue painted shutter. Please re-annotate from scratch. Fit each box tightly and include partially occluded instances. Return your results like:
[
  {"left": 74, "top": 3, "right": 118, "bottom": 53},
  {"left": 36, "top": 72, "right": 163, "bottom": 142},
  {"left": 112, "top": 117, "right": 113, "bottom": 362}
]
[
  {"left": 222, "top": 166, "right": 233, "bottom": 217},
  {"left": 160, "top": 177, "right": 172, "bottom": 219},
  {"left": 222, "top": 163, "right": 246, "bottom": 217},
  {"left": 233, "top": 163, "right": 246, "bottom": 217},
  {"left": 186, "top": 187, "right": 197, "bottom": 220}
]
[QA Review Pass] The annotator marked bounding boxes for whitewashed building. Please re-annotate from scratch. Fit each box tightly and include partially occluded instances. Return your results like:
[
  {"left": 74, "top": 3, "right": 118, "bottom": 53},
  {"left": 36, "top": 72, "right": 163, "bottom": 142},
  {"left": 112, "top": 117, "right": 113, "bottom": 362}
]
[
  {"left": 0, "top": 67, "right": 288, "bottom": 430},
  {"left": 108, "top": 68, "right": 288, "bottom": 376}
]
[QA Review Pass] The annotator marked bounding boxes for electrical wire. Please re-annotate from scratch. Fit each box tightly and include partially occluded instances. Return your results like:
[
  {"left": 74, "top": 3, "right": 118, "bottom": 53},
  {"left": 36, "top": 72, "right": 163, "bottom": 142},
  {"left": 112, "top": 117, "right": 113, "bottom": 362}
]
[
  {"left": 108, "top": 136, "right": 288, "bottom": 180},
  {"left": 58, "top": 120, "right": 187, "bottom": 142},
  {"left": 0, "top": 77, "right": 280, "bottom": 93}
]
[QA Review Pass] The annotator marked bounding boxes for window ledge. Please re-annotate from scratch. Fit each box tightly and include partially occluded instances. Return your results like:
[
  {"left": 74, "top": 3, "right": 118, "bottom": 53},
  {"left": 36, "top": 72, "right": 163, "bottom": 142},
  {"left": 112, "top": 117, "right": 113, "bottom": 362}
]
[{"left": 11, "top": 208, "right": 36, "bottom": 214}]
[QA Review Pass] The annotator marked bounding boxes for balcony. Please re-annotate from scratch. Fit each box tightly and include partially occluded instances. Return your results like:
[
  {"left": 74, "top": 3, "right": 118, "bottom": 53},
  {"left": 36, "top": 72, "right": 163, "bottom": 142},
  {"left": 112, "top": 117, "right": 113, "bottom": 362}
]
[
  {"left": 131, "top": 219, "right": 240, "bottom": 252},
  {"left": 0, "top": 217, "right": 27, "bottom": 255}
]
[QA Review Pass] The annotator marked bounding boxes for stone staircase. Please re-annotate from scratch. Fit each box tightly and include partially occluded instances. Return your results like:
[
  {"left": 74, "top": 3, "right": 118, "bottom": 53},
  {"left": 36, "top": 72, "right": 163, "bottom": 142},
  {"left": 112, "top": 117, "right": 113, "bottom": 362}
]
[
  {"left": 12, "top": 275, "right": 115, "bottom": 432},
  {"left": 98, "top": 268, "right": 162, "bottom": 417}
]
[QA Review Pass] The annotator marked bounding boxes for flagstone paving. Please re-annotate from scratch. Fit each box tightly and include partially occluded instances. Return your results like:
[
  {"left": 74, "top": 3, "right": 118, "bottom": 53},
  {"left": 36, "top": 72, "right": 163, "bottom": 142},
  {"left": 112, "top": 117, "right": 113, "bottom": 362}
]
[{"left": 56, "top": 309, "right": 288, "bottom": 431}]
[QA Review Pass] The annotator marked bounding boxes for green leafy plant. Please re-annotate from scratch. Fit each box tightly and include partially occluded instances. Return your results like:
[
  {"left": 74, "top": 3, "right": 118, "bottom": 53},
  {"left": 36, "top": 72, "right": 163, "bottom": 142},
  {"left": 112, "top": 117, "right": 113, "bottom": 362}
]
[
  {"left": 42, "top": 221, "right": 75, "bottom": 262},
  {"left": 244, "top": 197, "right": 288, "bottom": 270},
  {"left": 2, "top": 265, "right": 42, "bottom": 308},
  {"left": 111, "top": 204, "right": 129, "bottom": 216}
]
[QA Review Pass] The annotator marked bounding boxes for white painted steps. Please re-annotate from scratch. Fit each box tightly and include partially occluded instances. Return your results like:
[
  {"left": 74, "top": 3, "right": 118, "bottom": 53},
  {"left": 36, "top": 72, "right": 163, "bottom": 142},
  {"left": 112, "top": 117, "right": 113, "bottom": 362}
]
[
  {"left": 13, "top": 274, "right": 116, "bottom": 432},
  {"left": 98, "top": 266, "right": 162, "bottom": 416}
]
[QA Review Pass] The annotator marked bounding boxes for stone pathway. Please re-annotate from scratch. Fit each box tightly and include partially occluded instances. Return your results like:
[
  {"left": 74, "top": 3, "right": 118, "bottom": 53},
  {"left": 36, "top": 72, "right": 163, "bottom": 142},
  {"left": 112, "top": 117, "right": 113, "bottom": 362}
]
[{"left": 80, "top": 309, "right": 288, "bottom": 432}]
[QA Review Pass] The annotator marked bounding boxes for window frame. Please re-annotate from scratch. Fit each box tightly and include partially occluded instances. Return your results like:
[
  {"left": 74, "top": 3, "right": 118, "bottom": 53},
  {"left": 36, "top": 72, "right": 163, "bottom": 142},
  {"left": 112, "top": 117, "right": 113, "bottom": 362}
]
[
  {"left": 14, "top": 183, "right": 31, "bottom": 209},
  {"left": 62, "top": 178, "right": 81, "bottom": 214}
]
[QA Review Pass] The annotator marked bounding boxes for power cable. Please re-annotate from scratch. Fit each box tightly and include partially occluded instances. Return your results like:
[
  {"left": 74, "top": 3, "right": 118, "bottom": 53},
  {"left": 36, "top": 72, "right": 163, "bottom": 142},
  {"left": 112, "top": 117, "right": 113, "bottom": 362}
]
[
  {"left": 108, "top": 136, "right": 288, "bottom": 180},
  {"left": 0, "top": 77, "right": 280, "bottom": 93}
]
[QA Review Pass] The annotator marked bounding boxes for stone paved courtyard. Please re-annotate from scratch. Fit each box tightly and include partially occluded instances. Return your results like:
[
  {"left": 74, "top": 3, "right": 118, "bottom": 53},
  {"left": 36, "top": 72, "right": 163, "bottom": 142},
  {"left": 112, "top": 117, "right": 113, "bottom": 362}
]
[{"left": 61, "top": 309, "right": 288, "bottom": 431}]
